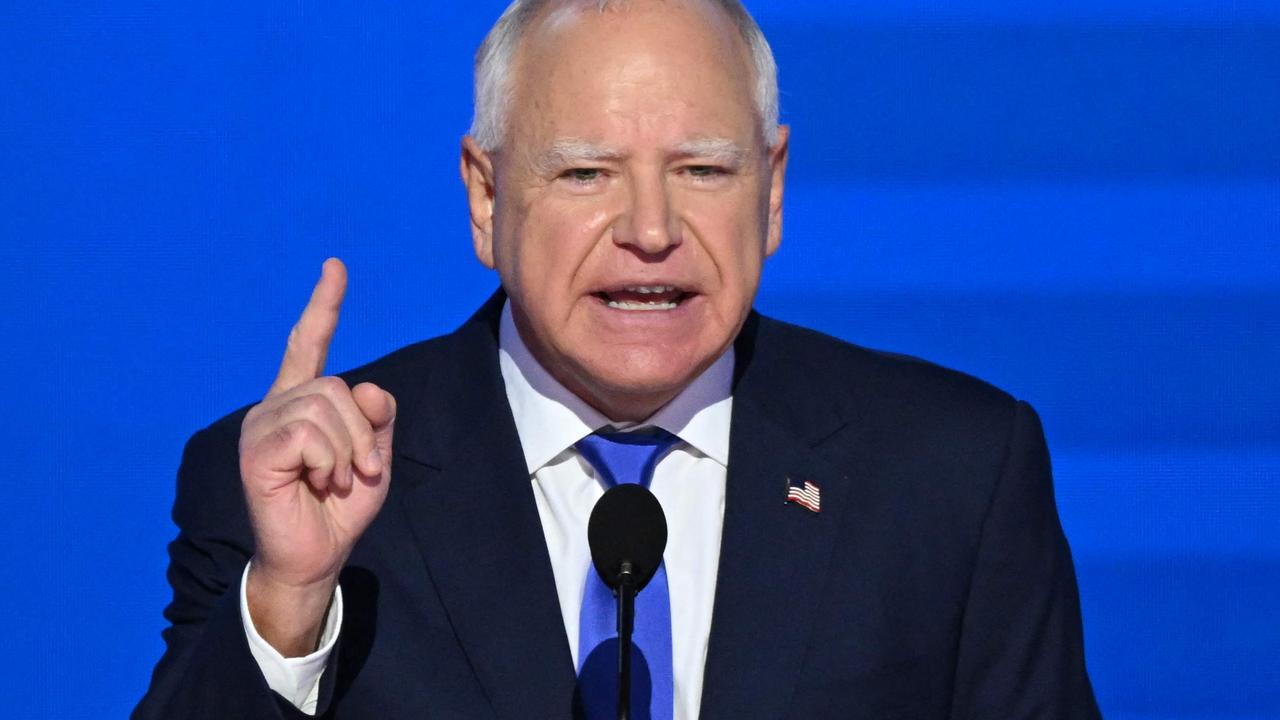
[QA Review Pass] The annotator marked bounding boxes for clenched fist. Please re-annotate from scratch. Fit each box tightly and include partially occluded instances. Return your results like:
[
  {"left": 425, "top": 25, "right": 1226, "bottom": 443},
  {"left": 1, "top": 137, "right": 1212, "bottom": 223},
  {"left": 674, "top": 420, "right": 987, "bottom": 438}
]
[{"left": 240, "top": 258, "right": 396, "bottom": 656}]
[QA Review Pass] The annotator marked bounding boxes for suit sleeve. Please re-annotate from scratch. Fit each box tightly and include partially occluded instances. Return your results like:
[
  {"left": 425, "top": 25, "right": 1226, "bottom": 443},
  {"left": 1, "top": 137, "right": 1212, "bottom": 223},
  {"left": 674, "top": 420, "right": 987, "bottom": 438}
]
[
  {"left": 948, "top": 401, "right": 1102, "bottom": 720},
  {"left": 132, "top": 421, "right": 339, "bottom": 720}
]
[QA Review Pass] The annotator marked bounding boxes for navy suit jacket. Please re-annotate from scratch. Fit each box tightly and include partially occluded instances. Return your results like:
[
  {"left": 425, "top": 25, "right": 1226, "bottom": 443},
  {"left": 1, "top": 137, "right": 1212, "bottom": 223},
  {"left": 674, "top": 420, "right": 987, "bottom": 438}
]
[{"left": 135, "top": 293, "right": 1101, "bottom": 719}]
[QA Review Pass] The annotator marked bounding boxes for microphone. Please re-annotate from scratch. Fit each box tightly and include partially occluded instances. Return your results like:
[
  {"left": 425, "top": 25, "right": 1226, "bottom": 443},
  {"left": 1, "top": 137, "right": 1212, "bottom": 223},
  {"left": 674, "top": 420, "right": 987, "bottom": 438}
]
[
  {"left": 588, "top": 484, "right": 667, "bottom": 593},
  {"left": 587, "top": 484, "right": 668, "bottom": 720}
]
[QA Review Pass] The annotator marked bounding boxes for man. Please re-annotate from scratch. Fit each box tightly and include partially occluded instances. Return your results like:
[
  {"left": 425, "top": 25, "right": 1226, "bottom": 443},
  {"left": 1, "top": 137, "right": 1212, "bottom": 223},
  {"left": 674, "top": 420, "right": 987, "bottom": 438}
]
[{"left": 136, "top": 0, "right": 1101, "bottom": 718}]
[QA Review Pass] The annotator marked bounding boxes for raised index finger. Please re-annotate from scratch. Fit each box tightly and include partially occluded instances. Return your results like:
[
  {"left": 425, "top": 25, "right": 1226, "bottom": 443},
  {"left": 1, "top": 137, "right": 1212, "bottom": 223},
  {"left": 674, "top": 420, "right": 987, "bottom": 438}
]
[{"left": 269, "top": 258, "right": 348, "bottom": 397}]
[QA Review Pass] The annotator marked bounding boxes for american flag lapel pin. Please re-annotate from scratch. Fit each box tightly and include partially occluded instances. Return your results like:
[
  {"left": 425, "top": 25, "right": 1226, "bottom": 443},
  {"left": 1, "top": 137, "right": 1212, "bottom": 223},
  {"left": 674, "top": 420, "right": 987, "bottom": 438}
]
[{"left": 785, "top": 476, "right": 822, "bottom": 513}]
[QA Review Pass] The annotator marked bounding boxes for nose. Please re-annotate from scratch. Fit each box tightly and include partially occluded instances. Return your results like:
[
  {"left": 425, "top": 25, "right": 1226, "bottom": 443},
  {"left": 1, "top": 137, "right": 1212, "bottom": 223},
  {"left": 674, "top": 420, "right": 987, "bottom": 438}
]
[{"left": 613, "top": 172, "right": 682, "bottom": 255}]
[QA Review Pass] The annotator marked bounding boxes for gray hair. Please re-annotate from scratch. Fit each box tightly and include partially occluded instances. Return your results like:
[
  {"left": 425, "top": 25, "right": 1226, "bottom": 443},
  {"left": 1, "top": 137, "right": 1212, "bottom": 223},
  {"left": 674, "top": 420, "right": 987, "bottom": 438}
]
[{"left": 468, "top": 0, "right": 779, "bottom": 151}]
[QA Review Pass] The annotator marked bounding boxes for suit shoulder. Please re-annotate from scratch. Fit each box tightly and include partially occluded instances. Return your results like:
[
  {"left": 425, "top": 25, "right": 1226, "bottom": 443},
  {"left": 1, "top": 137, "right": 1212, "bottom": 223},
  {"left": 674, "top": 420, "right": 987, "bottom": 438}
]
[
  {"left": 338, "top": 334, "right": 456, "bottom": 395},
  {"left": 746, "top": 316, "right": 1034, "bottom": 518},
  {"left": 198, "top": 333, "right": 456, "bottom": 441},
  {"left": 750, "top": 314, "right": 1019, "bottom": 425}
]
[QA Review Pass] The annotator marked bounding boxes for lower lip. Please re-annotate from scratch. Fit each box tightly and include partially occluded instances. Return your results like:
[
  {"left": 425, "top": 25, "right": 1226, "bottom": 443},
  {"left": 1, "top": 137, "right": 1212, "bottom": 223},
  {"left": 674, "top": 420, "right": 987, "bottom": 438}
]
[{"left": 588, "top": 293, "right": 701, "bottom": 326}]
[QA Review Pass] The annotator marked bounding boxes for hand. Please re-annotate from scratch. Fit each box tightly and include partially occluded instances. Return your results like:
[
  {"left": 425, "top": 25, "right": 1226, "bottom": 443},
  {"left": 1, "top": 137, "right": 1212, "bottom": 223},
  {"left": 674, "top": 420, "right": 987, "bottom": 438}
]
[{"left": 239, "top": 258, "right": 396, "bottom": 655}]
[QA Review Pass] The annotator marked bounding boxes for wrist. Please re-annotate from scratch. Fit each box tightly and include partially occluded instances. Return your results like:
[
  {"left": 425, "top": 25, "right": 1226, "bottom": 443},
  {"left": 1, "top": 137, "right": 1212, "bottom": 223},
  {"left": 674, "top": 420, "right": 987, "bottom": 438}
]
[{"left": 246, "top": 562, "right": 339, "bottom": 657}]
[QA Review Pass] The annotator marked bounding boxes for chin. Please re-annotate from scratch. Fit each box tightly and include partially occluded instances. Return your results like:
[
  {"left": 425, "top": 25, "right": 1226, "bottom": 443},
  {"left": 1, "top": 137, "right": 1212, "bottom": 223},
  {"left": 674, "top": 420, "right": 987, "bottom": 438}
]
[{"left": 573, "top": 346, "right": 709, "bottom": 418}]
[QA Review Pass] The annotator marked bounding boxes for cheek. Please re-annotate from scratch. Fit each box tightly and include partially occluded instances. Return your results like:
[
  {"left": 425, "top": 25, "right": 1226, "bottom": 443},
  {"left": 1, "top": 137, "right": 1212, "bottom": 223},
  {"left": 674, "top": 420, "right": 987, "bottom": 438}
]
[
  {"left": 692, "top": 205, "right": 769, "bottom": 290},
  {"left": 505, "top": 202, "right": 614, "bottom": 301},
  {"left": 489, "top": 194, "right": 526, "bottom": 281}
]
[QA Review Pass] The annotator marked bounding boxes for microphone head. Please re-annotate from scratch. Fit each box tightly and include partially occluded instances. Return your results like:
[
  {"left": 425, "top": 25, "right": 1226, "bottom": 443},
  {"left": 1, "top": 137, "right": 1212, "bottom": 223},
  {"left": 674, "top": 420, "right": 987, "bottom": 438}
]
[{"left": 587, "top": 484, "right": 668, "bottom": 593}]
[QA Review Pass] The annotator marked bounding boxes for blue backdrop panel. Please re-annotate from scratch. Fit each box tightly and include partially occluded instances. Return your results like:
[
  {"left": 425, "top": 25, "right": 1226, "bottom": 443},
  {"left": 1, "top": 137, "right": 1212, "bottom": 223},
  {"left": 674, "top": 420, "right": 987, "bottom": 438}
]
[{"left": 1, "top": 1, "right": 1276, "bottom": 718}]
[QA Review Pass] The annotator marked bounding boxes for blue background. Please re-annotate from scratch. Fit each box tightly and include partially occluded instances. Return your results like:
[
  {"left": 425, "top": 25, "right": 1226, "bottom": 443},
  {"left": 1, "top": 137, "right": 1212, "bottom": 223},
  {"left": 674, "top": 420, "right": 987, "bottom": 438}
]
[{"left": 2, "top": 1, "right": 1277, "bottom": 717}]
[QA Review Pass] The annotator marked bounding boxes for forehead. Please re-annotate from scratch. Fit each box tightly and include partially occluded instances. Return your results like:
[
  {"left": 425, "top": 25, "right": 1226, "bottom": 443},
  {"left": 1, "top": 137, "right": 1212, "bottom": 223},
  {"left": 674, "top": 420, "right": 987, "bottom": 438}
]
[{"left": 508, "top": 0, "right": 759, "bottom": 147}]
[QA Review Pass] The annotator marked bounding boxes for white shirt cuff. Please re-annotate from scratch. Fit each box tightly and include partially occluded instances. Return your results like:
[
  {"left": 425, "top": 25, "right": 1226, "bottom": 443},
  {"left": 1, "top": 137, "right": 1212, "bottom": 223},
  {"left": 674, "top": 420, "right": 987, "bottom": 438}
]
[{"left": 239, "top": 561, "right": 343, "bottom": 715}]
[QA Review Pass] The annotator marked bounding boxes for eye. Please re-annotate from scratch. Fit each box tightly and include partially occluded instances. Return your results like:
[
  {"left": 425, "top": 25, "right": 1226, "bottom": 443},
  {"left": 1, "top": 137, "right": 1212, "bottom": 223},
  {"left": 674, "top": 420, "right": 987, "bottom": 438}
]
[
  {"left": 561, "top": 168, "right": 604, "bottom": 184},
  {"left": 683, "top": 165, "right": 731, "bottom": 182}
]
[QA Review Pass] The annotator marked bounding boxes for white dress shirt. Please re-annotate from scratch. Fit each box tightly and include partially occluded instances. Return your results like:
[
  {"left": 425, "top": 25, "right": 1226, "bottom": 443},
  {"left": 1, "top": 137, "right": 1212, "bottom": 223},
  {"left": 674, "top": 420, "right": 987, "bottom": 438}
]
[{"left": 243, "top": 301, "right": 733, "bottom": 719}]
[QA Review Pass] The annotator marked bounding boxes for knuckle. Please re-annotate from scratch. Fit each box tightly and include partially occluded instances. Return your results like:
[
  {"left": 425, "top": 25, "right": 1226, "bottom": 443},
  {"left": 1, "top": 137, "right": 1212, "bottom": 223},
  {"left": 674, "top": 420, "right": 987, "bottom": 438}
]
[
  {"left": 318, "top": 375, "right": 348, "bottom": 395},
  {"left": 296, "top": 393, "right": 331, "bottom": 416},
  {"left": 276, "top": 419, "right": 315, "bottom": 447},
  {"left": 240, "top": 401, "right": 279, "bottom": 445}
]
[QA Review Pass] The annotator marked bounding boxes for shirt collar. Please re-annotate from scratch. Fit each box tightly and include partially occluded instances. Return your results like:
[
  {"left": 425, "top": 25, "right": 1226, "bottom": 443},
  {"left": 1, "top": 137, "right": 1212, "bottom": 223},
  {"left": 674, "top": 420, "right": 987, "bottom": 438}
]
[{"left": 497, "top": 301, "right": 733, "bottom": 473}]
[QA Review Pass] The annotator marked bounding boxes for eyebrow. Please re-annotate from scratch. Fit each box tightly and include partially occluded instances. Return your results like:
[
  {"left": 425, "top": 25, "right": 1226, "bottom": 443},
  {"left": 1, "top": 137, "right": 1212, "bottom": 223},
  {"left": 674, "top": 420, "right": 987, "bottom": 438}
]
[
  {"left": 531, "top": 136, "right": 752, "bottom": 176},
  {"left": 672, "top": 138, "right": 750, "bottom": 165},
  {"left": 531, "top": 139, "right": 625, "bottom": 176}
]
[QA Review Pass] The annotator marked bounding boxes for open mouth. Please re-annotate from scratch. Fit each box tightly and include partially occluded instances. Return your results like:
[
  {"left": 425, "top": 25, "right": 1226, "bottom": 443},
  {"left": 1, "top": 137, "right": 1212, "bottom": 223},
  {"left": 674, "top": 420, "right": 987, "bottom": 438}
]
[{"left": 592, "top": 285, "right": 694, "bottom": 311}]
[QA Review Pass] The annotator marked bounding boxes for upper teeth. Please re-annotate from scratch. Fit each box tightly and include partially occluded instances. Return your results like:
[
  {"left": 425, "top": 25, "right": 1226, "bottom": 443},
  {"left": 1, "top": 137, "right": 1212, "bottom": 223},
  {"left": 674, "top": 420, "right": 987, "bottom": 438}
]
[{"left": 625, "top": 285, "right": 676, "bottom": 294}]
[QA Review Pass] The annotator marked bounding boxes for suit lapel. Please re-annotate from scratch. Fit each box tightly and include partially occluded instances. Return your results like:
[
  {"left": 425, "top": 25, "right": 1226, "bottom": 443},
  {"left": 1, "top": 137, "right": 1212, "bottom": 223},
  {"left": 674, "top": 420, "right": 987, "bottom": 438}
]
[
  {"left": 393, "top": 298, "right": 578, "bottom": 719},
  {"left": 698, "top": 315, "right": 862, "bottom": 720},
  {"left": 382, "top": 303, "right": 874, "bottom": 719}
]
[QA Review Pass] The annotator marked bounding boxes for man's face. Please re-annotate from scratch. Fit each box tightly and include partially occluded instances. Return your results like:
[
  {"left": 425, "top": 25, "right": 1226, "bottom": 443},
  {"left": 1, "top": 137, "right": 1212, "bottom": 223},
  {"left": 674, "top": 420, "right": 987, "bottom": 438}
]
[{"left": 463, "top": 0, "right": 788, "bottom": 420}]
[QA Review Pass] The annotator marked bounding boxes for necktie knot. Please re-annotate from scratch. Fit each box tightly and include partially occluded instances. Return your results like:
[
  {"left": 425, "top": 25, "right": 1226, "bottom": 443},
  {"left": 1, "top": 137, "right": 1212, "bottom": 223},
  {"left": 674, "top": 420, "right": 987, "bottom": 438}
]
[{"left": 575, "top": 428, "right": 679, "bottom": 488}]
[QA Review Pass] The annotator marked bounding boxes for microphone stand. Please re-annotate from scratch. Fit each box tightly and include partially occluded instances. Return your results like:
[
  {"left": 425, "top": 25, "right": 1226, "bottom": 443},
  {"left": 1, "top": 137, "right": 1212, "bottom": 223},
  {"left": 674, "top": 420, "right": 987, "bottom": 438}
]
[{"left": 615, "top": 560, "right": 637, "bottom": 720}]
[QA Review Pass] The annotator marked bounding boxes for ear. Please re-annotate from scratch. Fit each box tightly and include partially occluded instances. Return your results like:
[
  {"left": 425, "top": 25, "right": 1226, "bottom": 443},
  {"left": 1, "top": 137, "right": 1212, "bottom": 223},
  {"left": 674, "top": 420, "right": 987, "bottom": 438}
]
[
  {"left": 764, "top": 124, "right": 789, "bottom": 257},
  {"left": 460, "top": 135, "right": 497, "bottom": 268}
]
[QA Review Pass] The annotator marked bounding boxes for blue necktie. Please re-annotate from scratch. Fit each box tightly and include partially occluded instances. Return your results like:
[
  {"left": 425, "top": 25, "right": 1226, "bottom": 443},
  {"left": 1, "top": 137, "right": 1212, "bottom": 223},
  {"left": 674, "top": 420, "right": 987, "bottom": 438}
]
[{"left": 575, "top": 429, "right": 679, "bottom": 720}]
